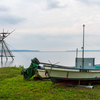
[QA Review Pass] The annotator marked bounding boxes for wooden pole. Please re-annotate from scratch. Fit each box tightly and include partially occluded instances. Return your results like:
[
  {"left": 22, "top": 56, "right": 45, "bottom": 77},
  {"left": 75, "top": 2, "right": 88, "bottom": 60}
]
[
  {"left": 3, "top": 41, "right": 14, "bottom": 60},
  {"left": 82, "top": 25, "right": 85, "bottom": 68},
  {"left": 1, "top": 41, "right": 3, "bottom": 67}
]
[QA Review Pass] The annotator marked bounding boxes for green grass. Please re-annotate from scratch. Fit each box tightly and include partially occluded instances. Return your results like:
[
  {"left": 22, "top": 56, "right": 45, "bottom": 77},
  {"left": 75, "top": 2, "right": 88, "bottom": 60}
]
[{"left": 0, "top": 67, "right": 100, "bottom": 100}]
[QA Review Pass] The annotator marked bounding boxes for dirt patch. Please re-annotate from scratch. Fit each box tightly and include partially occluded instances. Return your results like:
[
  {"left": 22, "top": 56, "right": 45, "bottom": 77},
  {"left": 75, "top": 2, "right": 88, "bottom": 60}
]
[{"left": 53, "top": 83, "right": 96, "bottom": 91}]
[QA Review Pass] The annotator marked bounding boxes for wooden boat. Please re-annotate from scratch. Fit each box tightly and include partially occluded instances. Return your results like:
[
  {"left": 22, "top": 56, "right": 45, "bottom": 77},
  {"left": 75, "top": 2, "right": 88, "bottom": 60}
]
[
  {"left": 43, "top": 63, "right": 100, "bottom": 84},
  {"left": 42, "top": 25, "right": 100, "bottom": 85}
]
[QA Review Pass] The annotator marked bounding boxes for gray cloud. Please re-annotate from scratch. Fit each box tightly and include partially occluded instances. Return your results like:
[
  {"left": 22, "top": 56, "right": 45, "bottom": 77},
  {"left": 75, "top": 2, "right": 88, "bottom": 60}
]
[
  {"left": 0, "top": 4, "right": 25, "bottom": 25},
  {"left": 6, "top": 30, "right": 100, "bottom": 51},
  {"left": 0, "top": 5, "right": 9, "bottom": 12},
  {"left": 0, "top": 14, "right": 26, "bottom": 25},
  {"left": 47, "top": 0, "right": 67, "bottom": 10},
  {"left": 78, "top": 0, "right": 100, "bottom": 6},
  {"left": 8, "top": 33, "right": 82, "bottom": 50},
  {"left": 77, "top": 0, "right": 89, "bottom": 4},
  {"left": 22, "top": 0, "right": 42, "bottom": 2}
]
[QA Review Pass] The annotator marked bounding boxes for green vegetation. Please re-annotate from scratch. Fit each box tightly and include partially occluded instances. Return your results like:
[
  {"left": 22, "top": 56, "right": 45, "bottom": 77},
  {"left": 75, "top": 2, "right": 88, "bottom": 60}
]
[{"left": 0, "top": 67, "right": 100, "bottom": 100}]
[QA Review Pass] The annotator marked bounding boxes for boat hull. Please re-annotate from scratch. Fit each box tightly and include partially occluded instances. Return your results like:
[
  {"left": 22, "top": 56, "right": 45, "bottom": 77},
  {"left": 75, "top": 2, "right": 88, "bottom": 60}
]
[
  {"left": 51, "top": 77, "right": 100, "bottom": 85},
  {"left": 44, "top": 65, "right": 100, "bottom": 85}
]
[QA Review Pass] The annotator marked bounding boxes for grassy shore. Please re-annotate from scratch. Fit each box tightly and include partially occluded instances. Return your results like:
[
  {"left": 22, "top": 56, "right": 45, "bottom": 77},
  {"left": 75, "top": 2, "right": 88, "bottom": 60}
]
[{"left": 0, "top": 67, "right": 100, "bottom": 100}]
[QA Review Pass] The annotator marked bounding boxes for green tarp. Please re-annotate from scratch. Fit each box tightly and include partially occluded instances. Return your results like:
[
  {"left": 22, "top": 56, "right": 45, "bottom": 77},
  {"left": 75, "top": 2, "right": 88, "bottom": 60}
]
[{"left": 21, "top": 62, "right": 41, "bottom": 80}]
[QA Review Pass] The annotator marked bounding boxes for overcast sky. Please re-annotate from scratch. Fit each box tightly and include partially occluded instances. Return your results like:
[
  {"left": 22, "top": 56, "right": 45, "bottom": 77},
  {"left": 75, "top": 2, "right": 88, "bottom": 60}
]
[{"left": 1, "top": 0, "right": 100, "bottom": 51}]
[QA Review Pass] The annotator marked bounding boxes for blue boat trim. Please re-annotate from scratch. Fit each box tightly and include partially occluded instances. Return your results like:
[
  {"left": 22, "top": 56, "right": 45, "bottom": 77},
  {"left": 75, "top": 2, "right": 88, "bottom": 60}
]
[{"left": 44, "top": 65, "right": 100, "bottom": 70}]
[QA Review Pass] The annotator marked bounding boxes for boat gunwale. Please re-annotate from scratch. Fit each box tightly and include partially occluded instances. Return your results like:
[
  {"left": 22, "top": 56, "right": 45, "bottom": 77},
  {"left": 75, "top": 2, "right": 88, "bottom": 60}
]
[{"left": 44, "top": 64, "right": 100, "bottom": 71}]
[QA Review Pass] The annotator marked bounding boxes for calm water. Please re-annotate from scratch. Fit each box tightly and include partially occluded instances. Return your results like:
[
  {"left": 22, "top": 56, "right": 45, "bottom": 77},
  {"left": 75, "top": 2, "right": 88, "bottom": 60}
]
[{"left": 1, "top": 51, "right": 100, "bottom": 68}]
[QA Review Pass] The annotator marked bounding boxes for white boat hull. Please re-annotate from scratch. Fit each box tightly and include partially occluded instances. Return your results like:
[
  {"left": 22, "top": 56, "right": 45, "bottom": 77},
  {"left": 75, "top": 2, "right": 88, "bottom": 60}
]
[{"left": 44, "top": 65, "right": 100, "bottom": 84}]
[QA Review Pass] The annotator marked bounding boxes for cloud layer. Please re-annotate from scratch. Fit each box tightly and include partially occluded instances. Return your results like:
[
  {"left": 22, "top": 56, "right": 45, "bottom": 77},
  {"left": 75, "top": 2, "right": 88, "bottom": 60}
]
[
  {"left": 47, "top": 0, "right": 67, "bottom": 10},
  {"left": 0, "top": 0, "right": 100, "bottom": 51}
]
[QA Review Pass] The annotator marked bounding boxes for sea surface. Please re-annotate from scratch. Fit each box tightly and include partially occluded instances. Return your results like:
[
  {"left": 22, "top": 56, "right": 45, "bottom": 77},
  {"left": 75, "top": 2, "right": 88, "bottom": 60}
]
[{"left": 1, "top": 51, "right": 100, "bottom": 68}]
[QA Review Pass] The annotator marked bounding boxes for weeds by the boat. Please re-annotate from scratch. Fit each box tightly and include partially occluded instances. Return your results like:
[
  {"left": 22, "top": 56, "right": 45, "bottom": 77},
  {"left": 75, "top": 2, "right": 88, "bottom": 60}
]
[
  {"left": 0, "top": 66, "right": 100, "bottom": 100},
  {"left": 89, "top": 82, "right": 91, "bottom": 86}
]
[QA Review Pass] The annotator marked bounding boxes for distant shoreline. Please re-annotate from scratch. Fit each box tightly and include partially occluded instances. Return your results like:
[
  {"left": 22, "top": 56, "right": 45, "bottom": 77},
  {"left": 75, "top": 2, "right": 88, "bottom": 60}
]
[
  {"left": 7, "top": 50, "right": 100, "bottom": 52},
  {"left": 67, "top": 50, "right": 100, "bottom": 52},
  {"left": 9, "top": 50, "right": 40, "bottom": 52}
]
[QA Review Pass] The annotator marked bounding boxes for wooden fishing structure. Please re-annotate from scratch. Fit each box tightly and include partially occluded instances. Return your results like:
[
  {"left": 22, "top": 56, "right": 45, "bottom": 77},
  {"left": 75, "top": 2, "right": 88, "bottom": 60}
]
[{"left": 0, "top": 29, "right": 15, "bottom": 66}]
